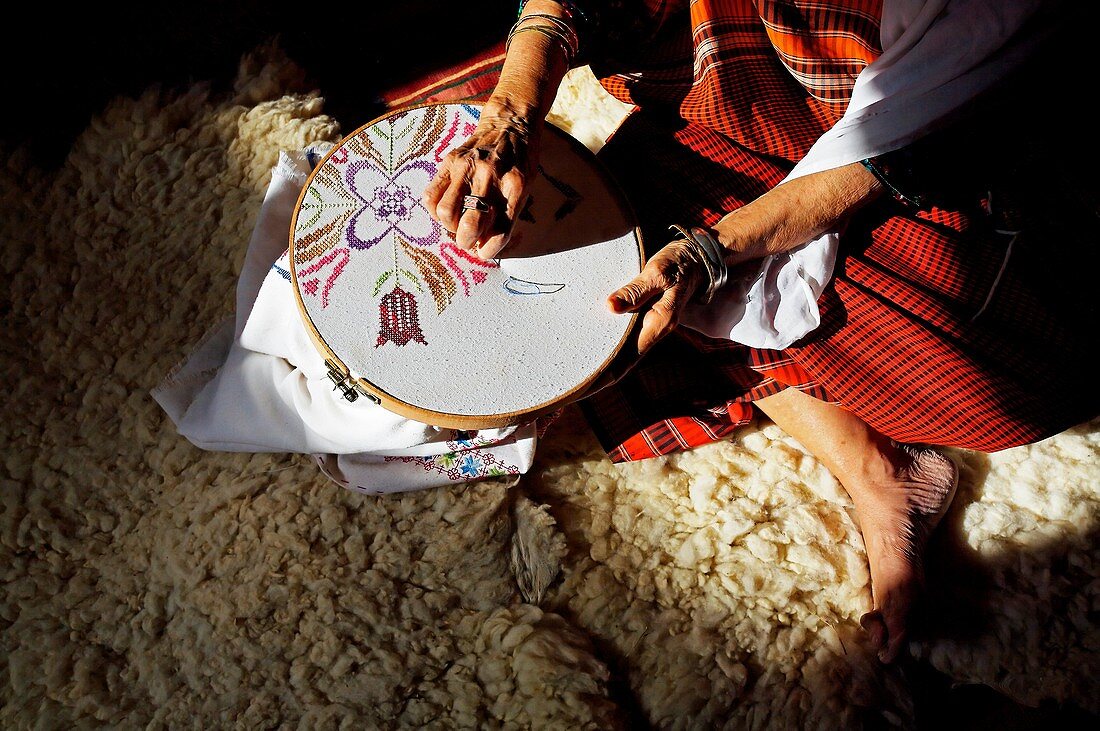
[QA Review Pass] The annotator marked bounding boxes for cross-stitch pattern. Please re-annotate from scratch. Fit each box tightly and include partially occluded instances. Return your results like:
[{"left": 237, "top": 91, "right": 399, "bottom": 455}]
[
  {"left": 383, "top": 449, "right": 520, "bottom": 481},
  {"left": 293, "top": 105, "right": 497, "bottom": 343},
  {"left": 290, "top": 102, "right": 643, "bottom": 418}
]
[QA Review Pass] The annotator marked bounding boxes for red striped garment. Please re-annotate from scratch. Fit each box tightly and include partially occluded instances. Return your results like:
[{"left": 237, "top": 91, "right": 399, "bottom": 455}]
[
  {"left": 578, "top": 0, "right": 1099, "bottom": 461},
  {"left": 386, "top": 2, "right": 1097, "bottom": 462}
]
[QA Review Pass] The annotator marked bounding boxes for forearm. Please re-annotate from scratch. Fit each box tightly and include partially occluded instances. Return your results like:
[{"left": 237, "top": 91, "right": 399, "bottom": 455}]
[
  {"left": 483, "top": 0, "right": 572, "bottom": 123},
  {"left": 713, "top": 162, "right": 884, "bottom": 265}
]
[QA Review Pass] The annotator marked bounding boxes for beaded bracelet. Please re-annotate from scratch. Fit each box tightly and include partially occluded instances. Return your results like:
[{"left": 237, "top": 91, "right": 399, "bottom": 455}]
[
  {"left": 860, "top": 157, "right": 926, "bottom": 209},
  {"left": 517, "top": 0, "right": 590, "bottom": 25}
]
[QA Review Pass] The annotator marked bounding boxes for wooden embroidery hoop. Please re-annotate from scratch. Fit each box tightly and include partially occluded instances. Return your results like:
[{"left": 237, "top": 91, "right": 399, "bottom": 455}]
[{"left": 289, "top": 101, "right": 644, "bottom": 429}]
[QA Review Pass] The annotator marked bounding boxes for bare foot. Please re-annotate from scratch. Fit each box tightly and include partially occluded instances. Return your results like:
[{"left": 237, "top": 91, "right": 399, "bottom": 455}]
[{"left": 850, "top": 444, "right": 958, "bottom": 663}]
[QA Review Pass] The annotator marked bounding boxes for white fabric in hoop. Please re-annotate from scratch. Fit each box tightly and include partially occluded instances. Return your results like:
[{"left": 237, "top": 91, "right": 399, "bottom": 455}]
[
  {"left": 153, "top": 150, "right": 539, "bottom": 494},
  {"left": 292, "top": 104, "right": 639, "bottom": 422},
  {"left": 679, "top": 0, "right": 1048, "bottom": 349}
]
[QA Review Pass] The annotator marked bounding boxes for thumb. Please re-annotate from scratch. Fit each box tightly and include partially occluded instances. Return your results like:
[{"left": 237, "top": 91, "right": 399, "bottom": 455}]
[
  {"left": 608, "top": 270, "right": 663, "bottom": 313},
  {"left": 636, "top": 280, "right": 692, "bottom": 354}
]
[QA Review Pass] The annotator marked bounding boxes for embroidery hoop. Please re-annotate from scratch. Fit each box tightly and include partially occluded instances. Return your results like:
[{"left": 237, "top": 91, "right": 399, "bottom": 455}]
[{"left": 289, "top": 102, "right": 643, "bottom": 429}]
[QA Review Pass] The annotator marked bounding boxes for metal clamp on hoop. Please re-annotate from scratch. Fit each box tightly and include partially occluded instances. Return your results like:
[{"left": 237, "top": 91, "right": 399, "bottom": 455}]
[{"left": 325, "top": 359, "right": 379, "bottom": 404}]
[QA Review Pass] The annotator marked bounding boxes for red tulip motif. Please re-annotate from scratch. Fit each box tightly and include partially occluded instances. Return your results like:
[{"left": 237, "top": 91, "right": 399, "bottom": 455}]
[{"left": 375, "top": 284, "right": 427, "bottom": 347}]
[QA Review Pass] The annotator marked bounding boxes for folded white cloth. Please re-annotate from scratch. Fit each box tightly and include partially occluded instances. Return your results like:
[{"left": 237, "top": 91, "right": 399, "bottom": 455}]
[
  {"left": 680, "top": 0, "right": 1046, "bottom": 349},
  {"left": 153, "top": 149, "right": 539, "bottom": 494}
]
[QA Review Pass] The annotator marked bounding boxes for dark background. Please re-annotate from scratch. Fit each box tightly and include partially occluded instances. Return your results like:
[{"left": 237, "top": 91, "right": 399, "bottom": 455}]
[{"left": 1, "top": 0, "right": 516, "bottom": 165}]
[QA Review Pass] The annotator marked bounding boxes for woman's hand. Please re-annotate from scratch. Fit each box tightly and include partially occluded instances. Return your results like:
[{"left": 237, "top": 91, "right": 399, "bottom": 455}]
[
  {"left": 607, "top": 238, "right": 707, "bottom": 355},
  {"left": 607, "top": 163, "right": 885, "bottom": 355},
  {"left": 421, "top": 0, "right": 574, "bottom": 258},
  {"left": 422, "top": 110, "right": 539, "bottom": 260}
]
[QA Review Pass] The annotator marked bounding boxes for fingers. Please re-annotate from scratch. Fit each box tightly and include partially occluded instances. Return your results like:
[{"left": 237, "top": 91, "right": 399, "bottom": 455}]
[
  {"left": 636, "top": 281, "right": 693, "bottom": 354},
  {"left": 608, "top": 266, "right": 693, "bottom": 355},
  {"left": 455, "top": 159, "right": 498, "bottom": 253},
  {"left": 433, "top": 152, "right": 474, "bottom": 237},
  {"left": 422, "top": 165, "right": 451, "bottom": 218},
  {"left": 478, "top": 168, "right": 528, "bottom": 259},
  {"left": 424, "top": 148, "right": 529, "bottom": 259},
  {"left": 607, "top": 267, "right": 664, "bottom": 314},
  {"left": 607, "top": 242, "right": 706, "bottom": 355}
]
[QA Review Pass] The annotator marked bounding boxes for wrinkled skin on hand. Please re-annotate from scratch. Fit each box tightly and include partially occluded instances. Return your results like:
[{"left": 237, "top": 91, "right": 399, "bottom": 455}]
[
  {"left": 422, "top": 113, "right": 539, "bottom": 259},
  {"left": 607, "top": 238, "right": 707, "bottom": 355},
  {"left": 606, "top": 161, "right": 883, "bottom": 355}
]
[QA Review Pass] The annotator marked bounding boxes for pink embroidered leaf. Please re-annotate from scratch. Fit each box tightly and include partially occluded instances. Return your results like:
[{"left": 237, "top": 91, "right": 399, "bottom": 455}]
[
  {"left": 439, "top": 241, "right": 499, "bottom": 297},
  {"left": 434, "top": 112, "right": 461, "bottom": 162},
  {"left": 297, "top": 248, "right": 350, "bottom": 309}
]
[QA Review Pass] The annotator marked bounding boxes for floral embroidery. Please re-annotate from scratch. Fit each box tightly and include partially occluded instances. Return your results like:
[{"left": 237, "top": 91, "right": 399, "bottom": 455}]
[
  {"left": 293, "top": 104, "right": 499, "bottom": 347},
  {"left": 384, "top": 448, "right": 518, "bottom": 481},
  {"left": 346, "top": 160, "right": 440, "bottom": 250},
  {"left": 458, "top": 455, "right": 483, "bottom": 477}
]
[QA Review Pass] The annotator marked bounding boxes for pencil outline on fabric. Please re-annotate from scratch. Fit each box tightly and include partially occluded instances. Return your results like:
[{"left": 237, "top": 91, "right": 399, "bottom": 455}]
[{"left": 503, "top": 276, "right": 566, "bottom": 295}]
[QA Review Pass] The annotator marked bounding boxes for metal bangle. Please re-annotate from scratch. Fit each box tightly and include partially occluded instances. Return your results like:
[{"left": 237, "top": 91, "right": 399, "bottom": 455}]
[
  {"left": 668, "top": 224, "right": 728, "bottom": 305},
  {"left": 689, "top": 226, "right": 728, "bottom": 292},
  {"left": 523, "top": 14, "right": 580, "bottom": 57},
  {"left": 505, "top": 23, "right": 577, "bottom": 65},
  {"left": 517, "top": 0, "right": 590, "bottom": 26}
]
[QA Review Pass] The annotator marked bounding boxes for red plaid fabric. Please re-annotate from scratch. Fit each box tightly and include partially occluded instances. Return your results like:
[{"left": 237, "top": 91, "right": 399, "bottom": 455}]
[
  {"left": 381, "top": 1, "right": 1097, "bottom": 461},
  {"left": 581, "top": 0, "right": 1099, "bottom": 461},
  {"left": 380, "top": 44, "right": 506, "bottom": 108}
]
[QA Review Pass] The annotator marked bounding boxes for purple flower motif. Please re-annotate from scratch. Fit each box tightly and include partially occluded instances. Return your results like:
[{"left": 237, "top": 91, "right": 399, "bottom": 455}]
[{"left": 346, "top": 159, "right": 440, "bottom": 250}]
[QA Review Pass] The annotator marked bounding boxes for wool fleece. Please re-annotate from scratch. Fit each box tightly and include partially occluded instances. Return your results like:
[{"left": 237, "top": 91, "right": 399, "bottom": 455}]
[{"left": 1, "top": 47, "right": 1096, "bottom": 729}]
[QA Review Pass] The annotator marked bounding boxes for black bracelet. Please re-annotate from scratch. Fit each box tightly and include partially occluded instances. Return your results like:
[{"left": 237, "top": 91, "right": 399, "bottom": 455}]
[
  {"left": 860, "top": 157, "right": 926, "bottom": 209},
  {"left": 517, "top": 0, "right": 590, "bottom": 25}
]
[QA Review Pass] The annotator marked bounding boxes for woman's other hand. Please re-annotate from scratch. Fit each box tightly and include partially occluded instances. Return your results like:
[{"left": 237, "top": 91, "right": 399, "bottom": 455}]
[
  {"left": 607, "top": 239, "right": 706, "bottom": 355},
  {"left": 422, "top": 108, "right": 539, "bottom": 260},
  {"left": 607, "top": 162, "right": 885, "bottom": 354}
]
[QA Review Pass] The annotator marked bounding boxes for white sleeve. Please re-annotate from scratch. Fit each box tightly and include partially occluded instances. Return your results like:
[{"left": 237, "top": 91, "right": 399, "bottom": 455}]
[{"left": 679, "top": 0, "right": 1048, "bottom": 349}]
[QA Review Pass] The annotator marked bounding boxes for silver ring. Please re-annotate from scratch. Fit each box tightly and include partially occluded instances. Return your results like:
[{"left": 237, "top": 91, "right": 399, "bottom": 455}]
[{"left": 462, "top": 195, "right": 491, "bottom": 213}]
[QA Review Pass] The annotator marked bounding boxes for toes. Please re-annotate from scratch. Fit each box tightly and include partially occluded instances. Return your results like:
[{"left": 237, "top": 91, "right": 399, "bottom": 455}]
[
  {"left": 862, "top": 597, "right": 911, "bottom": 664},
  {"left": 881, "top": 609, "right": 909, "bottom": 663},
  {"left": 860, "top": 611, "right": 887, "bottom": 654}
]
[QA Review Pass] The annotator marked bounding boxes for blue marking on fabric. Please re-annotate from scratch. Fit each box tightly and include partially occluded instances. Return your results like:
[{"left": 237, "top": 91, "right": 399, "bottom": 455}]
[
  {"left": 503, "top": 276, "right": 565, "bottom": 295},
  {"left": 272, "top": 262, "right": 292, "bottom": 281},
  {"left": 462, "top": 104, "right": 481, "bottom": 119}
]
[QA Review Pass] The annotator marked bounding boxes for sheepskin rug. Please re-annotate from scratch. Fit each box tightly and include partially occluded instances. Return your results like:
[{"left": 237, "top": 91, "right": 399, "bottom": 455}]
[{"left": 2, "top": 48, "right": 1097, "bottom": 729}]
